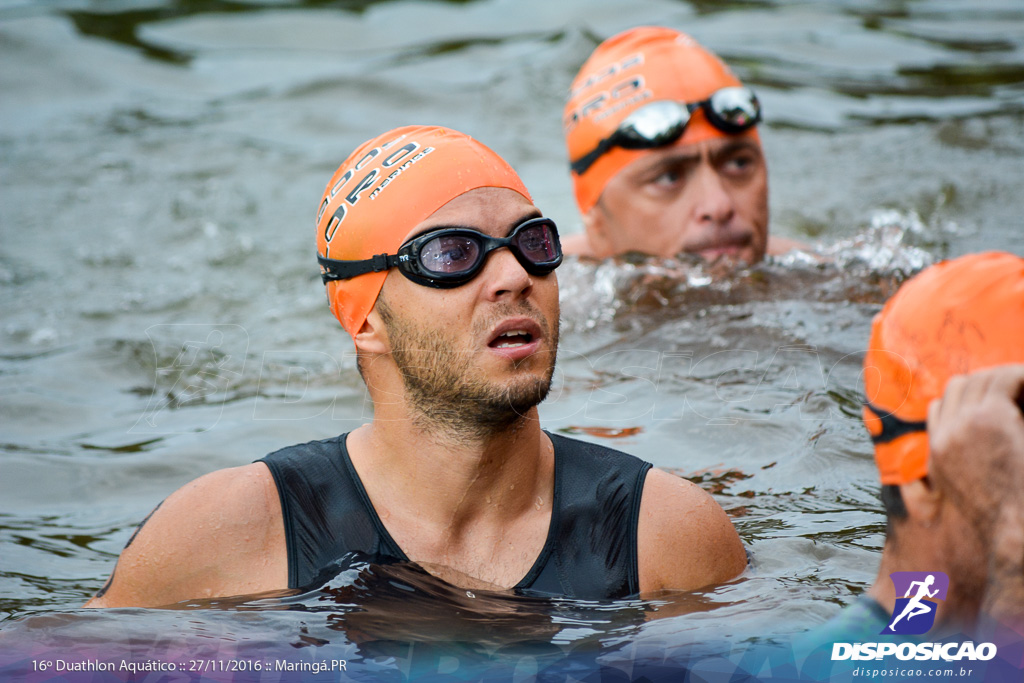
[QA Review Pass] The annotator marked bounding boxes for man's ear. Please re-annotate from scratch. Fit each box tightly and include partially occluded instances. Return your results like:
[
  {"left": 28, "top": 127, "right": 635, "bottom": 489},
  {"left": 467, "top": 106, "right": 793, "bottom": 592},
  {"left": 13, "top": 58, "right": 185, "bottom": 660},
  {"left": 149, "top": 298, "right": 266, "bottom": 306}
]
[
  {"left": 581, "top": 200, "right": 602, "bottom": 235},
  {"left": 353, "top": 306, "right": 389, "bottom": 356},
  {"left": 582, "top": 201, "right": 612, "bottom": 258},
  {"left": 900, "top": 477, "right": 942, "bottom": 527}
]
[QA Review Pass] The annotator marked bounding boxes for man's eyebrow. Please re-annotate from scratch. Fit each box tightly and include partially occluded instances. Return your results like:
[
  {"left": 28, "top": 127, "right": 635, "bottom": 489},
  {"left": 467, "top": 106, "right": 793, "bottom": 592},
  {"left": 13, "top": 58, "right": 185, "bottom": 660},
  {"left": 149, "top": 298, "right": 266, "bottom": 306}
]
[
  {"left": 488, "top": 210, "right": 543, "bottom": 237},
  {"left": 635, "top": 150, "right": 701, "bottom": 177},
  {"left": 411, "top": 210, "right": 542, "bottom": 240},
  {"left": 512, "top": 210, "right": 543, "bottom": 229},
  {"left": 710, "top": 139, "right": 761, "bottom": 163}
]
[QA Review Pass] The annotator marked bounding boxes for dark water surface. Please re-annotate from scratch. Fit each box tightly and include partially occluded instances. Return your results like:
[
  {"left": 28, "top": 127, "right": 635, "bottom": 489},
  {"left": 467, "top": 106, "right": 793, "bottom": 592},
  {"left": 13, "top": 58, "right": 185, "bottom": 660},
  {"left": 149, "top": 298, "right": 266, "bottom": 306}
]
[{"left": 2, "top": 0, "right": 1023, "bottom": 679}]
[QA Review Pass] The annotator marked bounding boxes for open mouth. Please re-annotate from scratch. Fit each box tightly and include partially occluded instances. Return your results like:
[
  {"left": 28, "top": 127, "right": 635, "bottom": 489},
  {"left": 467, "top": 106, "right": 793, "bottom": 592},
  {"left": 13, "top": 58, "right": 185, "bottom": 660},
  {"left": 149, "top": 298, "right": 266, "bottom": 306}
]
[
  {"left": 486, "top": 319, "right": 544, "bottom": 356},
  {"left": 489, "top": 329, "right": 534, "bottom": 349}
]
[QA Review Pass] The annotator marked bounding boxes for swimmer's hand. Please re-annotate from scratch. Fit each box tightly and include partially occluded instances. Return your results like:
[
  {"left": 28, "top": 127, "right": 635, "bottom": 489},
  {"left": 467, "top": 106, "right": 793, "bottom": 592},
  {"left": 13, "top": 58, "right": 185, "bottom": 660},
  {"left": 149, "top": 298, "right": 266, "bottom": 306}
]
[
  {"left": 928, "top": 364, "right": 1024, "bottom": 629},
  {"left": 927, "top": 364, "right": 1024, "bottom": 533}
]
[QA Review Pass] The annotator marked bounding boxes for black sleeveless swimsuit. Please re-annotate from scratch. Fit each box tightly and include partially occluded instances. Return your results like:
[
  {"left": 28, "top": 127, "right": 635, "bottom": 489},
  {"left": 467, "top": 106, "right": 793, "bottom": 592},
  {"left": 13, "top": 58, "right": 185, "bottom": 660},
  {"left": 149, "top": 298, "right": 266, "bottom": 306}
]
[{"left": 258, "top": 432, "right": 651, "bottom": 600}]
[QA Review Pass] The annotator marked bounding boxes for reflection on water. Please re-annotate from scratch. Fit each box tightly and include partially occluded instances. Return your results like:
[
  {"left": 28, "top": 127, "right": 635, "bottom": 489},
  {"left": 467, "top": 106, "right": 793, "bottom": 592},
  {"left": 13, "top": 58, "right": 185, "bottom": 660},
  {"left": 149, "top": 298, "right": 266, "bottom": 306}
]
[
  {"left": 184, "top": 558, "right": 668, "bottom": 648},
  {"left": 1, "top": 0, "right": 1023, "bottom": 676}
]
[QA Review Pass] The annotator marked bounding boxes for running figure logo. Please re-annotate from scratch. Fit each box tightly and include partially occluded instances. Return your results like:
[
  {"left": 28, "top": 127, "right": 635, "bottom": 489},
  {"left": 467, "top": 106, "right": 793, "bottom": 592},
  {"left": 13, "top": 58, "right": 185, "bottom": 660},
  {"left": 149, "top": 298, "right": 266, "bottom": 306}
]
[{"left": 882, "top": 571, "right": 949, "bottom": 635}]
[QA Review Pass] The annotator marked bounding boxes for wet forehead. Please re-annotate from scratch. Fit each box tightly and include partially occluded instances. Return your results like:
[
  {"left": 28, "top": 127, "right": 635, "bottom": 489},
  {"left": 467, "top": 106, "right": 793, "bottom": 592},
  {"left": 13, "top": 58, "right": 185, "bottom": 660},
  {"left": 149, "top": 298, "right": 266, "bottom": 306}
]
[
  {"left": 402, "top": 187, "right": 540, "bottom": 242},
  {"left": 622, "top": 134, "right": 762, "bottom": 178}
]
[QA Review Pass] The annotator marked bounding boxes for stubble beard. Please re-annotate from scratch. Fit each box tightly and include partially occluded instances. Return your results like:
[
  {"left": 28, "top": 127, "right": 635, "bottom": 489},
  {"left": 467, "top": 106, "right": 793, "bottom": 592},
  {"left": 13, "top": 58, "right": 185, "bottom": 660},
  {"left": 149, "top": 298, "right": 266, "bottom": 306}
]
[{"left": 378, "top": 298, "right": 559, "bottom": 443}]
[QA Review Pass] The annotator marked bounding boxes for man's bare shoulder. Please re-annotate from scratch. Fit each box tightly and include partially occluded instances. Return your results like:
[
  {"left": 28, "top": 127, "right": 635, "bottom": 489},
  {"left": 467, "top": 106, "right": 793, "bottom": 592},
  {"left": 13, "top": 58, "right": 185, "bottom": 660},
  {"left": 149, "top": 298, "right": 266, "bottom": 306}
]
[
  {"left": 637, "top": 467, "right": 747, "bottom": 594},
  {"left": 84, "top": 462, "right": 287, "bottom": 608}
]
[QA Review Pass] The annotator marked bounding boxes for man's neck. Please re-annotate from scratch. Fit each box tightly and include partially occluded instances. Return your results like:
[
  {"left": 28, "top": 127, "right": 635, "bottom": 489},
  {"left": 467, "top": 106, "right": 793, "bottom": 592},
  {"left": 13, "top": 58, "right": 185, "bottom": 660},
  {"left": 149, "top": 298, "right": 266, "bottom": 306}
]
[
  {"left": 347, "top": 406, "right": 553, "bottom": 534},
  {"left": 345, "top": 406, "right": 555, "bottom": 588}
]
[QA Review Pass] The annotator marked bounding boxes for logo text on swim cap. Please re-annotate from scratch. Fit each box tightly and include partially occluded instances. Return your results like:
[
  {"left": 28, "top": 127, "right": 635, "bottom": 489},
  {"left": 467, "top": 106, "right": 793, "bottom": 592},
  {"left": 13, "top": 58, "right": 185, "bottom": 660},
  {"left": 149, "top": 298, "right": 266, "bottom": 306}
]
[
  {"left": 318, "top": 135, "right": 422, "bottom": 250},
  {"left": 883, "top": 571, "right": 948, "bottom": 636},
  {"left": 569, "top": 53, "right": 643, "bottom": 98},
  {"left": 565, "top": 54, "right": 645, "bottom": 133},
  {"left": 368, "top": 147, "right": 434, "bottom": 201}
]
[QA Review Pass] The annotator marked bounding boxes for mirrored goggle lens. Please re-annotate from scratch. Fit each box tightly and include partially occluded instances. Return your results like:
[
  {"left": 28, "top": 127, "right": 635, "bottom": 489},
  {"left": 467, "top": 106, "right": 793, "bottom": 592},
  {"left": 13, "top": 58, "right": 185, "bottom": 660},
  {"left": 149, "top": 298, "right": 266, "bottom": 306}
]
[
  {"left": 513, "top": 222, "right": 559, "bottom": 264},
  {"left": 418, "top": 234, "right": 481, "bottom": 275},
  {"left": 617, "top": 101, "right": 689, "bottom": 148},
  {"left": 707, "top": 87, "right": 760, "bottom": 130}
]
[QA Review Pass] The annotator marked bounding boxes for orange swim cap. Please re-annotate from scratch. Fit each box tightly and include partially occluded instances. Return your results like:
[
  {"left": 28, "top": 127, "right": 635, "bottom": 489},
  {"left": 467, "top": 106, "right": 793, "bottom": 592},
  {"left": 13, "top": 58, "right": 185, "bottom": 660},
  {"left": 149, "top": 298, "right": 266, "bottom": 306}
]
[
  {"left": 315, "top": 126, "right": 531, "bottom": 336},
  {"left": 564, "top": 27, "right": 758, "bottom": 215},
  {"left": 862, "top": 252, "right": 1024, "bottom": 485}
]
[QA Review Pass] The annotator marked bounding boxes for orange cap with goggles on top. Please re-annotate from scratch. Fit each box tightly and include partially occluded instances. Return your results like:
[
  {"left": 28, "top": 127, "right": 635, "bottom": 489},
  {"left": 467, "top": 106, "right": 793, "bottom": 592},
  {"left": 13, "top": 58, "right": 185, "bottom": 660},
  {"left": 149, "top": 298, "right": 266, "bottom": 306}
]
[
  {"left": 564, "top": 26, "right": 758, "bottom": 215},
  {"left": 315, "top": 125, "right": 531, "bottom": 337},
  {"left": 862, "top": 251, "right": 1024, "bottom": 485}
]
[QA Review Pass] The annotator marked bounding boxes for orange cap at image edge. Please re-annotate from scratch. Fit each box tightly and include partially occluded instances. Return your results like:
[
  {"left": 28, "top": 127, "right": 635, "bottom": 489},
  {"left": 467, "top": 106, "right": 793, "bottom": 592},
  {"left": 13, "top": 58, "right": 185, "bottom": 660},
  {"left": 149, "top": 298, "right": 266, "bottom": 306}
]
[{"left": 862, "top": 251, "right": 1024, "bottom": 485}]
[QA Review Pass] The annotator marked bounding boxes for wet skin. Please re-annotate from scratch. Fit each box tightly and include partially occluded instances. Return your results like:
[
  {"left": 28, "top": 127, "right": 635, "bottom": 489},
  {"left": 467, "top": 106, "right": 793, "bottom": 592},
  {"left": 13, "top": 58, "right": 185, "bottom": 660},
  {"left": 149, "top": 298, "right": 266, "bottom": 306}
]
[
  {"left": 84, "top": 188, "right": 746, "bottom": 607},
  {"left": 348, "top": 187, "right": 561, "bottom": 588},
  {"left": 566, "top": 135, "right": 788, "bottom": 264},
  {"left": 364, "top": 187, "right": 560, "bottom": 435}
]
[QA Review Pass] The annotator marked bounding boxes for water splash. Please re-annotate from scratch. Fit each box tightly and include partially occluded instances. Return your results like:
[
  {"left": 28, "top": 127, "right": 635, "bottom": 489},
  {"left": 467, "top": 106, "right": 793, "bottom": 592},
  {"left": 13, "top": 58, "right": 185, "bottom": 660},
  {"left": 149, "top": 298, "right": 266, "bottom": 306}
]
[
  {"left": 558, "top": 211, "right": 941, "bottom": 332},
  {"left": 558, "top": 256, "right": 724, "bottom": 332},
  {"left": 815, "top": 208, "right": 938, "bottom": 275}
]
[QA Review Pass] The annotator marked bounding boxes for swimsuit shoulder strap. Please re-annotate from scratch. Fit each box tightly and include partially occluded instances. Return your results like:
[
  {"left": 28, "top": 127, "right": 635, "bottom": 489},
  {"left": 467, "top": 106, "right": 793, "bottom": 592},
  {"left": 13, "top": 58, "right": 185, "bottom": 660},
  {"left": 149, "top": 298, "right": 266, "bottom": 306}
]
[
  {"left": 257, "top": 434, "right": 405, "bottom": 589},
  {"left": 516, "top": 432, "right": 651, "bottom": 599}
]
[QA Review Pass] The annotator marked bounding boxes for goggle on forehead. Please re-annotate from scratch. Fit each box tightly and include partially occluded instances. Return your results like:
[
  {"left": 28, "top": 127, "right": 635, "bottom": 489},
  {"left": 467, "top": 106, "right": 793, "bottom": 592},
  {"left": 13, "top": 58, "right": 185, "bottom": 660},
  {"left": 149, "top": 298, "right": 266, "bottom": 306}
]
[
  {"left": 571, "top": 86, "right": 762, "bottom": 176},
  {"left": 317, "top": 217, "right": 563, "bottom": 289}
]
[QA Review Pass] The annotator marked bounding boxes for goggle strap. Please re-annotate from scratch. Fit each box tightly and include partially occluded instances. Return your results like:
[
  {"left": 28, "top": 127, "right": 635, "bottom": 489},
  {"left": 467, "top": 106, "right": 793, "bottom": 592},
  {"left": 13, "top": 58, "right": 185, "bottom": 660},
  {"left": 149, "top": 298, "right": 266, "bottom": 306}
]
[
  {"left": 571, "top": 89, "right": 761, "bottom": 176},
  {"left": 864, "top": 400, "right": 928, "bottom": 445},
  {"left": 570, "top": 140, "right": 612, "bottom": 176},
  {"left": 318, "top": 253, "right": 398, "bottom": 284}
]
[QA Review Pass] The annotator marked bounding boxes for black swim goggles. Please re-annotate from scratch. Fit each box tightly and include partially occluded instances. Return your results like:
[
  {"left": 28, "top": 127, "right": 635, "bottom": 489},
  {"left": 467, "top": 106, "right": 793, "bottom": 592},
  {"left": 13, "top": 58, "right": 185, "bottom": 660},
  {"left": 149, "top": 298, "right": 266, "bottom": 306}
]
[
  {"left": 570, "top": 86, "right": 762, "bottom": 175},
  {"left": 863, "top": 400, "right": 927, "bottom": 445},
  {"left": 317, "top": 217, "right": 562, "bottom": 289}
]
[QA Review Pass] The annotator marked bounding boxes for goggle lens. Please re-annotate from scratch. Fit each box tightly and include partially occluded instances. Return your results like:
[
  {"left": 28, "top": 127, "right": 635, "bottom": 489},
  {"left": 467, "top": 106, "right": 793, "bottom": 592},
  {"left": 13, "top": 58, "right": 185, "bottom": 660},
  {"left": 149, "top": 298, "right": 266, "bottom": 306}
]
[
  {"left": 317, "top": 217, "right": 562, "bottom": 289},
  {"left": 618, "top": 101, "right": 689, "bottom": 148},
  {"left": 570, "top": 87, "right": 761, "bottom": 175},
  {"left": 514, "top": 222, "right": 560, "bottom": 263},
  {"left": 708, "top": 87, "right": 760, "bottom": 131},
  {"left": 419, "top": 234, "right": 482, "bottom": 275},
  {"left": 405, "top": 217, "right": 561, "bottom": 287}
]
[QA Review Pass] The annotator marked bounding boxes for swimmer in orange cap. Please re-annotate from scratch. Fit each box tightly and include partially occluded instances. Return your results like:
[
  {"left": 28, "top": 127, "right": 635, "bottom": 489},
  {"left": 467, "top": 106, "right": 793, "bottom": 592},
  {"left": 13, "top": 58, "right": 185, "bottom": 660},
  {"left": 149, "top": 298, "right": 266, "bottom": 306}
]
[
  {"left": 811, "top": 252, "right": 1024, "bottom": 645},
  {"left": 85, "top": 126, "right": 746, "bottom": 608},
  {"left": 562, "top": 27, "right": 804, "bottom": 263}
]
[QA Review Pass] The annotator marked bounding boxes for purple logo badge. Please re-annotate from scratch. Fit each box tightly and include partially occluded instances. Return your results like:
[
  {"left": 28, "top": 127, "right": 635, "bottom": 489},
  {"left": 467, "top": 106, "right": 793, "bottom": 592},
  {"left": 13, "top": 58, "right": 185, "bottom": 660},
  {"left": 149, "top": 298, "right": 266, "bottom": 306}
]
[{"left": 882, "top": 571, "right": 949, "bottom": 635}]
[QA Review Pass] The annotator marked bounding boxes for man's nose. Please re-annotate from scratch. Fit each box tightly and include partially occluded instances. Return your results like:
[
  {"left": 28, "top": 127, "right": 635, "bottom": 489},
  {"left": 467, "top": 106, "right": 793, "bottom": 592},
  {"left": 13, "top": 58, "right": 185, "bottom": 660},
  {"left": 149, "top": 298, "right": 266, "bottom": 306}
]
[
  {"left": 690, "top": 166, "right": 735, "bottom": 226},
  {"left": 483, "top": 247, "right": 533, "bottom": 301}
]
